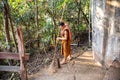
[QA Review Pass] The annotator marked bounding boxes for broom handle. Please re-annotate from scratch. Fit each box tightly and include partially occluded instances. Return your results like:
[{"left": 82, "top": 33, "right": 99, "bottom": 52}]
[
  {"left": 55, "top": 42, "right": 61, "bottom": 68},
  {"left": 54, "top": 34, "right": 61, "bottom": 68}
]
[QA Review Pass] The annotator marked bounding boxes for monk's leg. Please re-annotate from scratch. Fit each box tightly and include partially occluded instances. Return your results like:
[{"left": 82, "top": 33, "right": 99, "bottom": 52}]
[
  {"left": 67, "top": 55, "right": 72, "bottom": 60},
  {"left": 60, "top": 42, "right": 70, "bottom": 64},
  {"left": 67, "top": 42, "right": 72, "bottom": 60},
  {"left": 60, "top": 52, "right": 68, "bottom": 64}
]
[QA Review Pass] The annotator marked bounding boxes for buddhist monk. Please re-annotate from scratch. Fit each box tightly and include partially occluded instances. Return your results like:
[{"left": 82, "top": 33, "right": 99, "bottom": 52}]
[{"left": 57, "top": 21, "right": 72, "bottom": 64}]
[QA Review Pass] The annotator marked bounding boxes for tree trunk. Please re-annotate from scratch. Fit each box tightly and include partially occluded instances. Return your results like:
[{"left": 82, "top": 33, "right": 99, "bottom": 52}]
[
  {"left": 75, "top": 0, "right": 89, "bottom": 26},
  {"left": 77, "top": 0, "right": 81, "bottom": 25},
  {"left": 3, "top": 0, "right": 11, "bottom": 51},
  {"left": 35, "top": 0, "right": 40, "bottom": 47},
  {"left": 6, "top": 1, "right": 18, "bottom": 51}
]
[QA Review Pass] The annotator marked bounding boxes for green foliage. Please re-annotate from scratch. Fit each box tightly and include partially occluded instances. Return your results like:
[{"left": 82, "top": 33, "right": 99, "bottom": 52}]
[
  {"left": 79, "top": 24, "right": 87, "bottom": 32},
  {"left": 41, "top": 19, "right": 54, "bottom": 46},
  {"left": 0, "top": 0, "right": 90, "bottom": 79},
  {"left": 0, "top": 0, "right": 90, "bottom": 52}
]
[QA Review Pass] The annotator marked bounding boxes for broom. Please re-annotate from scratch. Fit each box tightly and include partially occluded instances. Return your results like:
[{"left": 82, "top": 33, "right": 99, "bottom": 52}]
[
  {"left": 48, "top": 3, "right": 67, "bottom": 73},
  {"left": 48, "top": 34, "right": 61, "bottom": 74}
]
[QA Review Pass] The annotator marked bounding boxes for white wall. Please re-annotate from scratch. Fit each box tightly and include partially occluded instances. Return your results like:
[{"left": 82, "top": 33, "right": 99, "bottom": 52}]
[{"left": 92, "top": 0, "right": 120, "bottom": 68}]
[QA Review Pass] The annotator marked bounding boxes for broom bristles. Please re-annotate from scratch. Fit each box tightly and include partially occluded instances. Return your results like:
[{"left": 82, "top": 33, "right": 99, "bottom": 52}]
[{"left": 48, "top": 60, "right": 56, "bottom": 74}]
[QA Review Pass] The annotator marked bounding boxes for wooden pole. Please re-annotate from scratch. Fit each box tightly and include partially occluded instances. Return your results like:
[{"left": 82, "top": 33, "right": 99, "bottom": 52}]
[
  {"left": 88, "top": 0, "right": 91, "bottom": 47},
  {"left": 16, "top": 27, "right": 27, "bottom": 80}
]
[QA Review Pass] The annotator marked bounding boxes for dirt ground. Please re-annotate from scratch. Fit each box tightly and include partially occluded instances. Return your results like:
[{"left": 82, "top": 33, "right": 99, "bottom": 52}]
[{"left": 28, "top": 50, "right": 106, "bottom": 80}]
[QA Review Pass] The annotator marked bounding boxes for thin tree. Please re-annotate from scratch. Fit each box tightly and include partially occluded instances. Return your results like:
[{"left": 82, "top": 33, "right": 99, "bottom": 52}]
[
  {"left": 6, "top": 0, "right": 18, "bottom": 51},
  {"left": 35, "top": 0, "right": 40, "bottom": 47},
  {"left": 2, "top": 0, "right": 11, "bottom": 51}
]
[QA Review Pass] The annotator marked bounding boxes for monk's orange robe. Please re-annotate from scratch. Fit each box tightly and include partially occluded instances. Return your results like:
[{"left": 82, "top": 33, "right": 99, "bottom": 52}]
[{"left": 61, "top": 28, "right": 72, "bottom": 59}]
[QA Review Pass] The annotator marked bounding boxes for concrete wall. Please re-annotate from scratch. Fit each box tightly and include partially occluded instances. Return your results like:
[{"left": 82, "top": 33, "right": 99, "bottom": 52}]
[{"left": 92, "top": 0, "right": 120, "bottom": 68}]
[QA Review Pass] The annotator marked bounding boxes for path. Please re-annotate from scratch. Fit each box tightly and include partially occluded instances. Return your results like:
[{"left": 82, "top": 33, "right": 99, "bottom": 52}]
[{"left": 28, "top": 50, "right": 106, "bottom": 80}]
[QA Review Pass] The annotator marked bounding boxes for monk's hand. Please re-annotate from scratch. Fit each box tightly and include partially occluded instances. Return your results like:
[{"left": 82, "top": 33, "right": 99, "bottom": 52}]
[{"left": 57, "top": 37, "right": 61, "bottom": 41}]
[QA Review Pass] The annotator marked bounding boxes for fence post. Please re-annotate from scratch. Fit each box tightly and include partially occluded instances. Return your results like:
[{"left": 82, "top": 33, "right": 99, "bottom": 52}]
[{"left": 16, "top": 27, "right": 27, "bottom": 80}]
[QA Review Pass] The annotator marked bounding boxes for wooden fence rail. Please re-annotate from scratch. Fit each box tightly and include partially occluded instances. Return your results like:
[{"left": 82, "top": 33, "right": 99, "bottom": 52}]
[{"left": 0, "top": 27, "right": 29, "bottom": 80}]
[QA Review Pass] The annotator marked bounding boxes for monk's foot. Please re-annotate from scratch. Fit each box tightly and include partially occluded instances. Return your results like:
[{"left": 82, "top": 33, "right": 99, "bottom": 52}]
[
  {"left": 60, "top": 61, "right": 67, "bottom": 65},
  {"left": 60, "top": 62, "right": 66, "bottom": 65},
  {"left": 67, "top": 56, "right": 72, "bottom": 61}
]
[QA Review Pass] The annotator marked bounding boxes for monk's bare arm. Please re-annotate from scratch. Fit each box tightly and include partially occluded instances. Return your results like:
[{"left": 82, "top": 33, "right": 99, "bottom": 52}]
[{"left": 57, "top": 31, "right": 68, "bottom": 41}]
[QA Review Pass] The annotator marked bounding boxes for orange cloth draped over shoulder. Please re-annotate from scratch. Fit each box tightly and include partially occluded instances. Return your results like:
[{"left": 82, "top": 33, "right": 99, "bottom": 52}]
[{"left": 61, "top": 24, "right": 72, "bottom": 58}]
